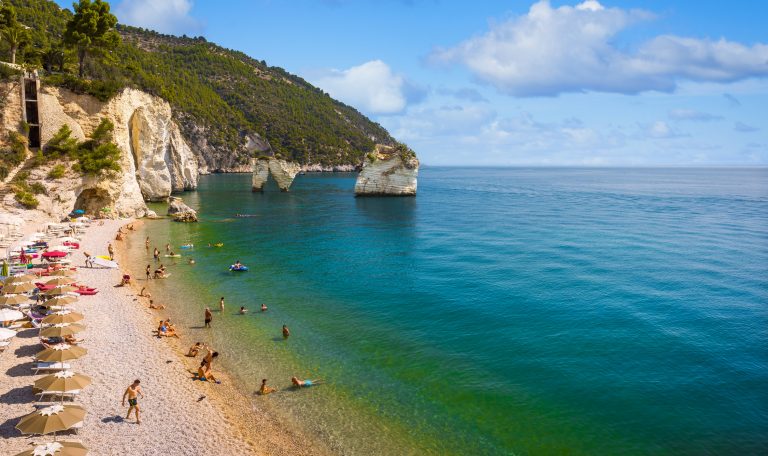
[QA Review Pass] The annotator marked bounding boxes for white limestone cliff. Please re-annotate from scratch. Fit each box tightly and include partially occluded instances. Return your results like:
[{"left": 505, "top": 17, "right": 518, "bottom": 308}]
[
  {"left": 354, "top": 145, "right": 418, "bottom": 196},
  {"left": 251, "top": 158, "right": 302, "bottom": 192},
  {"left": 1, "top": 85, "right": 200, "bottom": 218}
]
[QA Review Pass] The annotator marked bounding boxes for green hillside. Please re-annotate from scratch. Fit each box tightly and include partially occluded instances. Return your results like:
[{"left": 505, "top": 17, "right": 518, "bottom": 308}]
[{"left": 1, "top": 0, "right": 396, "bottom": 169}]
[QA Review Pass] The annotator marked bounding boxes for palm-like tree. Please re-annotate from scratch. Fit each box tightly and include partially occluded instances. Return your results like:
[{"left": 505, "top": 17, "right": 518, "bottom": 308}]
[{"left": 2, "top": 24, "right": 28, "bottom": 64}]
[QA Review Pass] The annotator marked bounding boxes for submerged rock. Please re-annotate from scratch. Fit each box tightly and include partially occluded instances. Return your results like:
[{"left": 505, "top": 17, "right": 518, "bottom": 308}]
[
  {"left": 167, "top": 196, "right": 198, "bottom": 222},
  {"left": 355, "top": 144, "right": 418, "bottom": 196}
]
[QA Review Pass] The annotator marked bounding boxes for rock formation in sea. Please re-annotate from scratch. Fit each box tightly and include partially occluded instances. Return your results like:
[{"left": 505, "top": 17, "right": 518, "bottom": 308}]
[
  {"left": 354, "top": 144, "right": 419, "bottom": 196},
  {"left": 167, "top": 196, "right": 198, "bottom": 222},
  {"left": 251, "top": 158, "right": 303, "bottom": 192}
]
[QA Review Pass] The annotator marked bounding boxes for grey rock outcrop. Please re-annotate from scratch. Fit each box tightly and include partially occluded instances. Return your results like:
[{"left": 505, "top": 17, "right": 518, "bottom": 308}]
[
  {"left": 355, "top": 145, "right": 419, "bottom": 196},
  {"left": 167, "top": 196, "right": 197, "bottom": 222}
]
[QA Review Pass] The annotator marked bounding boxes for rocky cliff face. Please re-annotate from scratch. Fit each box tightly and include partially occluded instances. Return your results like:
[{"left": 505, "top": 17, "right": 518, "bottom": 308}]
[
  {"left": 251, "top": 158, "right": 303, "bottom": 192},
  {"left": 354, "top": 145, "right": 419, "bottom": 196},
  {"left": 167, "top": 196, "right": 198, "bottom": 222}
]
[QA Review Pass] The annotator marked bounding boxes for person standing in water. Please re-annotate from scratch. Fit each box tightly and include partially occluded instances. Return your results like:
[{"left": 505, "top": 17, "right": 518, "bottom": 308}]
[
  {"left": 145, "top": 236, "right": 150, "bottom": 251},
  {"left": 165, "top": 243, "right": 171, "bottom": 253},
  {"left": 261, "top": 303, "right": 267, "bottom": 312},
  {"left": 204, "top": 307, "right": 213, "bottom": 328},
  {"left": 122, "top": 379, "right": 144, "bottom": 424},
  {"left": 219, "top": 297, "right": 225, "bottom": 312},
  {"left": 153, "top": 248, "right": 160, "bottom": 262},
  {"left": 282, "top": 324, "right": 290, "bottom": 339},
  {"left": 145, "top": 264, "right": 151, "bottom": 281}
]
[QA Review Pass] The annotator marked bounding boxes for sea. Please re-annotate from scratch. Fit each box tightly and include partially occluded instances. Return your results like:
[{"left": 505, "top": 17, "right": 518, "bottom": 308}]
[{"left": 123, "top": 167, "right": 768, "bottom": 455}]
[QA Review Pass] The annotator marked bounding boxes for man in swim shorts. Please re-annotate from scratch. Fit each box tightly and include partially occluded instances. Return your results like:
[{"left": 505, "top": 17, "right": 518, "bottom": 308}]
[
  {"left": 204, "top": 307, "right": 213, "bottom": 328},
  {"left": 122, "top": 379, "right": 144, "bottom": 424}
]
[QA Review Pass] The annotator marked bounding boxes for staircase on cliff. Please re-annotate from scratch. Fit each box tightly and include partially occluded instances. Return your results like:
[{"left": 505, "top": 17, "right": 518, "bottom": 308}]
[{"left": 22, "top": 71, "right": 41, "bottom": 149}]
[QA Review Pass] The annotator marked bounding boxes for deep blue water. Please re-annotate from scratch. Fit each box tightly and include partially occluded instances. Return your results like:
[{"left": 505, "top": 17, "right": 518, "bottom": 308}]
[{"left": 131, "top": 168, "right": 768, "bottom": 455}]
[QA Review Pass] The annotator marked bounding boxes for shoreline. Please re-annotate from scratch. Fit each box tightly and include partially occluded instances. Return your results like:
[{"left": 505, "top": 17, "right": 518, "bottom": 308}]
[
  {"left": 1, "top": 215, "right": 330, "bottom": 456},
  {"left": 113, "top": 219, "right": 332, "bottom": 456}
]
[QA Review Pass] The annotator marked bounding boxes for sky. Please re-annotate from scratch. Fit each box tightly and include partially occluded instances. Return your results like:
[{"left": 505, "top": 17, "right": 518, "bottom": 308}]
[{"left": 54, "top": 0, "right": 768, "bottom": 166}]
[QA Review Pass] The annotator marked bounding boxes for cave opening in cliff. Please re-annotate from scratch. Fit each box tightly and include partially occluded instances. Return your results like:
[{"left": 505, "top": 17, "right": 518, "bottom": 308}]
[{"left": 74, "top": 188, "right": 111, "bottom": 216}]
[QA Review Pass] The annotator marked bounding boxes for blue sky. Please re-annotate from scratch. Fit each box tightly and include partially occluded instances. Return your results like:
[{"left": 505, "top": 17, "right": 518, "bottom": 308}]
[{"left": 55, "top": 0, "right": 768, "bottom": 166}]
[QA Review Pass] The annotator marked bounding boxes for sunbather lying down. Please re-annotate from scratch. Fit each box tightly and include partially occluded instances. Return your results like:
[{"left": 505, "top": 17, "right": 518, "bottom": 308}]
[{"left": 291, "top": 377, "right": 323, "bottom": 388}]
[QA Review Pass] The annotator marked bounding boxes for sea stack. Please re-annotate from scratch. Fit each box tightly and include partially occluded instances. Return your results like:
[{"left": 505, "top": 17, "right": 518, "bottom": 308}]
[
  {"left": 354, "top": 144, "right": 419, "bottom": 196},
  {"left": 167, "top": 196, "right": 198, "bottom": 222},
  {"left": 251, "top": 158, "right": 302, "bottom": 192}
]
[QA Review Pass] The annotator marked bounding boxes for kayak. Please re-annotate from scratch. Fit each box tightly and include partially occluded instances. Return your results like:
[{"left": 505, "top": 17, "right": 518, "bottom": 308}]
[
  {"left": 164, "top": 254, "right": 182, "bottom": 258},
  {"left": 229, "top": 265, "right": 248, "bottom": 272}
]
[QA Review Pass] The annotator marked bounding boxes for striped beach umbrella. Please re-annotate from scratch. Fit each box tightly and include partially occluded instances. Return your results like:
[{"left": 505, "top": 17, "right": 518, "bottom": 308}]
[
  {"left": 2, "top": 282, "right": 35, "bottom": 294},
  {"left": 15, "top": 404, "right": 86, "bottom": 436},
  {"left": 35, "top": 344, "right": 87, "bottom": 362},
  {"left": 42, "top": 312, "right": 84, "bottom": 325},
  {"left": 3, "top": 275, "right": 36, "bottom": 285},
  {"left": 40, "top": 324, "right": 86, "bottom": 338},
  {"left": 0, "top": 294, "right": 30, "bottom": 306},
  {"left": 45, "top": 277, "right": 76, "bottom": 286}
]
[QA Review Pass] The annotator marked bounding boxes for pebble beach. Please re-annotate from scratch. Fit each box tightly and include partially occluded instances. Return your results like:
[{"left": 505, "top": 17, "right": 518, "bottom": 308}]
[{"left": 0, "top": 218, "right": 330, "bottom": 456}]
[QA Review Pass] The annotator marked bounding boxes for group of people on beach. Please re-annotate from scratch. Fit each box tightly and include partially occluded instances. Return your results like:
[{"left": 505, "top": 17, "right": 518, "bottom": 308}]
[{"left": 117, "top": 230, "right": 325, "bottom": 423}]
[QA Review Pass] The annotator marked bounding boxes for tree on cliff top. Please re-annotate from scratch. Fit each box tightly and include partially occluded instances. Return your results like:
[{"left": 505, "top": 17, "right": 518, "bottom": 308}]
[
  {"left": 0, "top": 3, "right": 29, "bottom": 64},
  {"left": 63, "top": 0, "right": 119, "bottom": 77}
]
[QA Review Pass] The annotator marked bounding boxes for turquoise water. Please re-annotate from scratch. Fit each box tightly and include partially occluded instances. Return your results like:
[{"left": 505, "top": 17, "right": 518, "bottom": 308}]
[{"left": 126, "top": 168, "right": 768, "bottom": 455}]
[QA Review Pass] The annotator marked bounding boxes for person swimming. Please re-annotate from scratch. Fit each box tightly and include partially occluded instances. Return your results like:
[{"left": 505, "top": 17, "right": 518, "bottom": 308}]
[
  {"left": 239, "top": 306, "right": 247, "bottom": 314},
  {"left": 291, "top": 377, "right": 323, "bottom": 388}
]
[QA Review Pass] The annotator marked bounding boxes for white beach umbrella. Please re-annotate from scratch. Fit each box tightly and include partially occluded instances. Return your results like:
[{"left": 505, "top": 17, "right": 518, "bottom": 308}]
[
  {"left": 0, "top": 308, "right": 24, "bottom": 321},
  {"left": 0, "top": 327, "right": 17, "bottom": 340}
]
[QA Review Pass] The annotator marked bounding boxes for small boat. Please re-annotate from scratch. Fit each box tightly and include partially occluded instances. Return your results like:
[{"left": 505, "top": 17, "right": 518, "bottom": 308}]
[
  {"left": 229, "top": 265, "right": 248, "bottom": 272},
  {"left": 180, "top": 244, "right": 194, "bottom": 249}
]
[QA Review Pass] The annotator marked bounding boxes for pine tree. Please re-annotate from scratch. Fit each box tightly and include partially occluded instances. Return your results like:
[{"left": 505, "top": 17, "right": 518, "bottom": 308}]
[{"left": 63, "top": 0, "right": 119, "bottom": 77}]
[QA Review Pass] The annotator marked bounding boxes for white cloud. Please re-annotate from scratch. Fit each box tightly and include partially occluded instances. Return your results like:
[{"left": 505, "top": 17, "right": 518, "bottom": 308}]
[
  {"left": 116, "top": 0, "right": 201, "bottom": 35},
  {"left": 430, "top": 0, "right": 768, "bottom": 96},
  {"left": 311, "top": 60, "right": 416, "bottom": 115},
  {"left": 642, "top": 121, "right": 687, "bottom": 139},
  {"left": 734, "top": 121, "right": 760, "bottom": 132}
]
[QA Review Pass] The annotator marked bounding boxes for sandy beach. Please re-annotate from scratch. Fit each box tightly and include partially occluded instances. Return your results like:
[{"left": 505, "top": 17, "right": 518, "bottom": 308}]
[{"left": 1, "top": 218, "right": 330, "bottom": 456}]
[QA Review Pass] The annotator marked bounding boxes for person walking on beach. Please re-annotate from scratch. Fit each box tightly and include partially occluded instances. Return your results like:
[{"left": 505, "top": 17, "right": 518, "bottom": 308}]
[
  {"left": 204, "top": 307, "right": 213, "bottom": 328},
  {"left": 282, "top": 324, "right": 290, "bottom": 339},
  {"left": 122, "top": 379, "right": 144, "bottom": 424},
  {"left": 108, "top": 243, "right": 114, "bottom": 261},
  {"left": 146, "top": 264, "right": 151, "bottom": 281},
  {"left": 219, "top": 297, "right": 225, "bottom": 312}
]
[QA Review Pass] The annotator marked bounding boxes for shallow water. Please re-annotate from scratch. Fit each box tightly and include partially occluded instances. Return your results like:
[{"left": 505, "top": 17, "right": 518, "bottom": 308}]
[{"left": 124, "top": 168, "right": 768, "bottom": 455}]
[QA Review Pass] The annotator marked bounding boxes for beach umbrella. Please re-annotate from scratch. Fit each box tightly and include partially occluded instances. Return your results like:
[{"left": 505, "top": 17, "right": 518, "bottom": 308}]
[
  {"left": 42, "top": 252, "right": 68, "bottom": 259},
  {"left": 0, "top": 308, "right": 24, "bottom": 321},
  {"left": 0, "top": 327, "right": 16, "bottom": 340},
  {"left": 48, "top": 270, "right": 76, "bottom": 277},
  {"left": 13, "top": 440, "right": 89, "bottom": 456},
  {"left": 2, "top": 282, "right": 35, "bottom": 294},
  {"left": 0, "top": 294, "right": 30, "bottom": 306},
  {"left": 42, "top": 312, "right": 84, "bottom": 325},
  {"left": 45, "top": 278, "right": 76, "bottom": 286},
  {"left": 44, "top": 287, "right": 78, "bottom": 297},
  {"left": 3, "top": 274, "right": 36, "bottom": 284},
  {"left": 40, "top": 324, "right": 85, "bottom": 338},
  {"left": 34, "top": 370, "right": 92, "bottom": 393},
  {"left": 15, "top": 404, "right": 86, "bottom": 436},
  {"left": 35, "top": 344, "right": 87, "bottom": 362},
  {"left": 41, "top": 296, "right": 79, "bottom": 307}
]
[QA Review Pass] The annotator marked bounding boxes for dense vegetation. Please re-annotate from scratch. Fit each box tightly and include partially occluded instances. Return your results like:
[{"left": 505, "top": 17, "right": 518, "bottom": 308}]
[
  {"left": 44, "top": 120, "right": 122, "bottom": 175},
  {"left": 0, "top": 0, "right": 397, "bottom": 168}
]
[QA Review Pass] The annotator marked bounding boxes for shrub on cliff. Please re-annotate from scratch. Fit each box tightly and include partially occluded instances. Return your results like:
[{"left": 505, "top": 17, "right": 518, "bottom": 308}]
[
  {"left": 47, "top": 163, "right": 66, "bottom": 179},
  {"left": 14, "top": 189, "right": 38, "bottom": 208},
  {"left": 72, "top": 118, "right": 121, "bottom": 175}
]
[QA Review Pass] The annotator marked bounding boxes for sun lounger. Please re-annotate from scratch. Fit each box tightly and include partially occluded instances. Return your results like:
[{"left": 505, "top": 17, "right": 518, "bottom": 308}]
[
  {"left": 33, "top": 361, "right": 72, "bottom": 374},
  {"left": 38, "top": 389, "right": 81, "bottom": 402}
]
